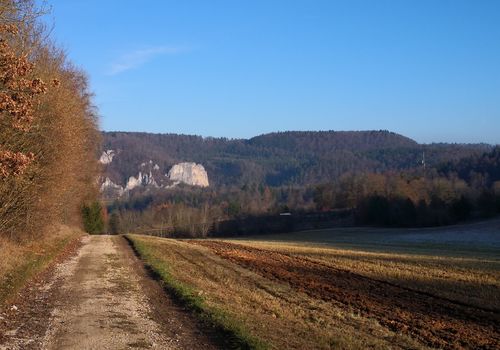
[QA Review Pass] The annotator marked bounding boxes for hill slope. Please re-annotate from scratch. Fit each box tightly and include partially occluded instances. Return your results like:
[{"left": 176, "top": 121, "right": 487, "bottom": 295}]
[{"left": 101, "top": 130, "right": 491, "bottom": 190}]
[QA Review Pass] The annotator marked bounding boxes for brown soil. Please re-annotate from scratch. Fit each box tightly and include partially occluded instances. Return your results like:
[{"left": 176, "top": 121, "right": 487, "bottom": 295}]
[
  {"left": 192, "top": 240, "right": 500, "bottom": 350},
  {"left": 0, "top": 235, "right": 219, "bottom": 350}
]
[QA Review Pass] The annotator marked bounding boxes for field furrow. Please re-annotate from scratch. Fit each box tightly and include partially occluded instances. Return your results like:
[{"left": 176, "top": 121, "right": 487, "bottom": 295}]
[{"left": 192, "top": 240, "right": 500, "bottom": 350}]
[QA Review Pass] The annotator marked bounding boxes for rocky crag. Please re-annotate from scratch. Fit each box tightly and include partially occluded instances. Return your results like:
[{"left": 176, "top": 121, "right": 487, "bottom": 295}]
[
  {"left": 99, "top": 150, "right": 209, "bottom": 198},
  {"left": 168, "top": 162, "right": 209, "bottom": 187}
]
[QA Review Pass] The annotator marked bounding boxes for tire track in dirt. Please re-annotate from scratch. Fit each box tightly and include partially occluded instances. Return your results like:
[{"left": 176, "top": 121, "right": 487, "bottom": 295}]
[{"left": 192, "top": 240, "right": 500, "bottom": 350}]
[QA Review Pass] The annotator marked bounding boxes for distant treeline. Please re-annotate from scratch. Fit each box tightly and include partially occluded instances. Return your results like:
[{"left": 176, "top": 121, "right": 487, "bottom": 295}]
[
  {"left": 103, "top": 146, "right": 500, "bottom": 236},
  {"left": 211, "top": 210, "right": 353, "bottom": 237},
  {"left": 355, "top": 192, "right": 499, "bottom": 227},
  {"left": 129, "top": 210, "right": 353, "bottom": 238}
]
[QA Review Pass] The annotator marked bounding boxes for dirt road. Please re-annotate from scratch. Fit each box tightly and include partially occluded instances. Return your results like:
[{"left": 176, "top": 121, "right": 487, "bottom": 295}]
[{"left": 0, "top": 235, "right": 217, "bottom": 350}]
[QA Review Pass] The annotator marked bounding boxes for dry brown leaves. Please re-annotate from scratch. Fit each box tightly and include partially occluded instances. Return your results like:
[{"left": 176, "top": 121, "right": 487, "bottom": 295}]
[{"left": 0, "top": 22, "right": 47, "bottom": 178}]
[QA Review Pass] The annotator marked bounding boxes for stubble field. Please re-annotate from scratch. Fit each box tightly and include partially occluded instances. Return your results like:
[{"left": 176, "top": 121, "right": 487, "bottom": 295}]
[{"left": 127, "top": 219, "right": 500, "bottom": 349}]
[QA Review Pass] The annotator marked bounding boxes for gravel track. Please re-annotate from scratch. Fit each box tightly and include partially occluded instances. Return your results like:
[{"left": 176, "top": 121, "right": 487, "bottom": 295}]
[{"left": 1, "top": 235, "right": 218, "bottom": 350}]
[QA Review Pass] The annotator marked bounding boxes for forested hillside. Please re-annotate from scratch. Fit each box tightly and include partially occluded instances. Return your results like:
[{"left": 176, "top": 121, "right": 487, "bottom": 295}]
[
  {"left": 102, "top": 130, "right": 490, "bottom": 188},
  {"left": 101, "top": 131, "right": 499, "bottom": 236},
  {"left": 439, "top": 147, "right": 500, "bottom": 186}
]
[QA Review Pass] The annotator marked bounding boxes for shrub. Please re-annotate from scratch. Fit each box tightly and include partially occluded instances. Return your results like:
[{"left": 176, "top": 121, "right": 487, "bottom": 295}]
[
  {"left": 108, "top": 211, "right": 120, "bottom": 234},
  {"left": 82, "top": 202, "right": 105, "bottom": 235}
]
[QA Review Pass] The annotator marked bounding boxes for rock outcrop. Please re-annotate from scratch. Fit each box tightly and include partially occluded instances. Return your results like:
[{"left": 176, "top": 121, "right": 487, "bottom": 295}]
[
  {"left": 100, "top": 177, "right": 124, "bottom": 197},
  {"left": 125, "top": 171, "right": 159, "bottom": 191},
  {"left": 99, "top": 157, "right": 209, "bottom": 198},
  {"left": 167, "top": 162, "right": 209, "bottom": 187},
  {"left": 99, "top": 150, "right": 115, "bottom": 164}
]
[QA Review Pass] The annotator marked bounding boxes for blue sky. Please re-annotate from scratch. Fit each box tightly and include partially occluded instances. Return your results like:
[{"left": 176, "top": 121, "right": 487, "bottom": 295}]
[{"left": 44, "top": 0, "right": 499, "bottom": 144}]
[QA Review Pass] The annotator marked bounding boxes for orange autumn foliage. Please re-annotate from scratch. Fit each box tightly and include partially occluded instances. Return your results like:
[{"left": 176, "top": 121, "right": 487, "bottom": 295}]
[{"left": 0, "top": 0, "right": 100, "bottom": 240}]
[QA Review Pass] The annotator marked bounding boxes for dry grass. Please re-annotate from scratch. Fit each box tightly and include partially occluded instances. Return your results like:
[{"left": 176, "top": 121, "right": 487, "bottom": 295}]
[
  {"left": 0, "top": 225, "right": 83, "bottom": 305},
  {"left": 128, "top": 234, "right": 425, "bottom": 350},
  {"left": 230, "top": 240, "right": 500, "bottom": 312}
]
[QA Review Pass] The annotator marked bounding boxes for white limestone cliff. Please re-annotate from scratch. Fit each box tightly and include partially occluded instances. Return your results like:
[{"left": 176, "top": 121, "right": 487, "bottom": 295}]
[
  {"left": 100, "top": 177, "right": 124, "bottom": 196},
  {"left": 167, "top": 162, "right": 209, "bottom": 187},
  {"left": 99, "top": 161, "right": 209, "bottom": 198},
  {"left": 125, "top": 171, "right": 159, "bottom": 191},
  {"left": 99, "top": 150, "right": 115, "bottom": 164}
]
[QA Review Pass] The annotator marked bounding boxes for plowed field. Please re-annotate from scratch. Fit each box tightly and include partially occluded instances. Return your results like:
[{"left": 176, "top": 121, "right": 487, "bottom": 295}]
[{"left": 193, "top": 240, "right": 500, "bottom": 350}]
